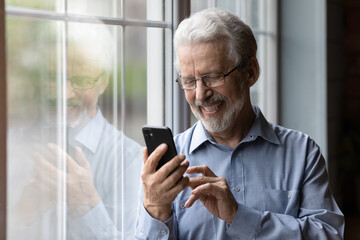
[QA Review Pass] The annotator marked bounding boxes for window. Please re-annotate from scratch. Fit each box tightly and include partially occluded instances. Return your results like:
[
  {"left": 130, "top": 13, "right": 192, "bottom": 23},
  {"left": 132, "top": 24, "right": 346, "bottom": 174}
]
[
  {"left": 1, "top": 0, "right": 278, "bottom": 238},
  {"left": 5, "top": 0, "right": 171, "bottom": 239}
]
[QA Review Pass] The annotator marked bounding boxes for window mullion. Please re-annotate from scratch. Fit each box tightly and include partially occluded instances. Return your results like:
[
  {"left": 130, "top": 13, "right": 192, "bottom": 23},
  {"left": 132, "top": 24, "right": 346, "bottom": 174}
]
[
  {"left": 0, "top": 0, "right": 7, "bottom": 238},
  {"left": 172, "top": 0, "right": 191, "bottom": 134}
]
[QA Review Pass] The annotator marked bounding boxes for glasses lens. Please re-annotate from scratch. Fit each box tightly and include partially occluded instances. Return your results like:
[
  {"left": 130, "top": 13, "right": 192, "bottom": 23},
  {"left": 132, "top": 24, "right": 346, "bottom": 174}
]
[
  {"left": 180, "top": 77, "right": 196, "bottom": 90},
  {"left": 70, "top": 75, "right": 95, "bottom": 90},
  {"left": 203, "top": 73, "right": 225, "bottom": 88}
]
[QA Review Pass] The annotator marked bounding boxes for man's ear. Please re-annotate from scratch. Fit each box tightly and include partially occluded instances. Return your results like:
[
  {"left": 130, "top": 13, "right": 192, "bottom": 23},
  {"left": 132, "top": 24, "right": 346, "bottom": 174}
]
[{"left": 246, "top": 57, "right": 260, "bottom": 87}]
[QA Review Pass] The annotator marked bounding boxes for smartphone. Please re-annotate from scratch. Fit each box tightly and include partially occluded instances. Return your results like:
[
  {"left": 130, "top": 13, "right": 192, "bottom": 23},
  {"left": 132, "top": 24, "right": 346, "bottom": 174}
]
[{"left": 142, "top": 125, "right": 178, "bottom": 170}]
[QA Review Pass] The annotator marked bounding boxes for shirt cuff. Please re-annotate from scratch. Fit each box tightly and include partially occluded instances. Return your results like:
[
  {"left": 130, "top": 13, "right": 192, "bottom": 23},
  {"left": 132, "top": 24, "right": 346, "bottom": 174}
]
[
  {"left": 135, "top": 204, "right": 172, "bottom": 240},
  {"left": 68, "top": 201, "right": 114, "bottom": 238},
  {"left": 227, "top": 204, "right": 262, "bottom": 239}
]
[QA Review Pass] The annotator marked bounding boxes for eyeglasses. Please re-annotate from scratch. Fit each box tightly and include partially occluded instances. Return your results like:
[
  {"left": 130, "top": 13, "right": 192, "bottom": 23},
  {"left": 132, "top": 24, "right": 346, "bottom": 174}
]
[
  {"left": 69, "top": 71, "right": 105, "bottom": 90},
  {"left": 176, "top": 65, "right": 240, "bottom": 90}
]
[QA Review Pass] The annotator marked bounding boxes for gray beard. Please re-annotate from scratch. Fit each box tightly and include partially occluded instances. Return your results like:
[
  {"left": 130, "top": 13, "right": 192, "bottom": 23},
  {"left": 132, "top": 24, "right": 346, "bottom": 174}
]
[{"left": 191, "top": 91, "right": 245, "bottom": 133}]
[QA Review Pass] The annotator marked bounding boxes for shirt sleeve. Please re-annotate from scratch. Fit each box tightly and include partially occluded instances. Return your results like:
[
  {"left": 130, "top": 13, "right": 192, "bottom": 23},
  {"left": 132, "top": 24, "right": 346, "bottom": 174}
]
[
  {"left": 68, "top": 200, "right": 121, "bottom": 240},
  {"left": 135, "top": 202, "right": 176, "bottom": 240},
  {"left": 227, "top": 143, "right": 344, "bottom": 240}
]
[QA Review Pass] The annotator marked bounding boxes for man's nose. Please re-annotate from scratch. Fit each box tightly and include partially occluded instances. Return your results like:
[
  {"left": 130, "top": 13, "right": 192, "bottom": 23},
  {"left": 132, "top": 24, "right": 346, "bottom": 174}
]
[{"left": 195, "top": 79, "right": 212, "bottom": 101}]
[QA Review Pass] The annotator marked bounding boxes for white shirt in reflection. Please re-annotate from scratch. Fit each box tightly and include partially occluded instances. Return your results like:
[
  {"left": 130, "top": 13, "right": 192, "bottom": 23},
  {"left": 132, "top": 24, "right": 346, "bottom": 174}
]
[{"left": 8, "top": 108, "right": 144, "bottom": 240}]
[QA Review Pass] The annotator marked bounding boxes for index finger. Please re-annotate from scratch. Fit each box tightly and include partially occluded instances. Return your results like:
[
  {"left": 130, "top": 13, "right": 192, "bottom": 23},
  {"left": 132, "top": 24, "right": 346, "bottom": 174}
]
[
  {"left": 47, "top": 143, "right": 78, "bottom": 170},
  {"left": 186, "top": 165, "right": 217, "bottom": 177},
  {"left": 187, "top": 175, "right": 219, "bottom": 189},
  {"left": 34, "top": 143, "right": 57, "bottom": 166}
]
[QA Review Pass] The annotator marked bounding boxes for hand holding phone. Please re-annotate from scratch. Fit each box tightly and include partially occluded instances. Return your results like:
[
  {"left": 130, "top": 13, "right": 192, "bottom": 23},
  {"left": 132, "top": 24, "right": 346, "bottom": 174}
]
[{"left": 142, "top": 125, "right": 178, "bottom": 170}]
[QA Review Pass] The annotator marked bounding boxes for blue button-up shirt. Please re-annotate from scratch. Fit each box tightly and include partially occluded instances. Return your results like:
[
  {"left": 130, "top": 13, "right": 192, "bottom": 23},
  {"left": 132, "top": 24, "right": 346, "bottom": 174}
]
[{"left": 136, "top": 106, "right": 344, "bottom": 240}]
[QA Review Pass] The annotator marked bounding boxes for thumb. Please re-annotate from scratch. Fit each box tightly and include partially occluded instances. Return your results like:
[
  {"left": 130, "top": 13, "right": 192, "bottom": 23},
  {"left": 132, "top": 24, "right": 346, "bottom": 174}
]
[{"left": 143, "top": 147, "right": 149, "bottom": 164}]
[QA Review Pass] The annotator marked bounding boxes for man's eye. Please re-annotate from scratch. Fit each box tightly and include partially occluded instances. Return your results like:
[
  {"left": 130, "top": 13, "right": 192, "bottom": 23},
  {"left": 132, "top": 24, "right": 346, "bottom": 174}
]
[
  {"left": 183, "top": 78, "right": 195, "bottom": 85},
  {"left": 204, "top": 74, "right": 222, "bottom": 81}
]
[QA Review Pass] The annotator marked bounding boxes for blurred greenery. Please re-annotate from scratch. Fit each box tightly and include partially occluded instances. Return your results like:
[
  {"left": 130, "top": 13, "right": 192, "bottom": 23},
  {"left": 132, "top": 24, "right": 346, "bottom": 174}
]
[
  {"left": 6, "top": 17, "right": 57, "bottom": 126},
  {"left": 6, "top": 0, "right": 56, "bottom": 10},
  {"left": 124, "top": 62, "right": 147, "bottom": 98}
]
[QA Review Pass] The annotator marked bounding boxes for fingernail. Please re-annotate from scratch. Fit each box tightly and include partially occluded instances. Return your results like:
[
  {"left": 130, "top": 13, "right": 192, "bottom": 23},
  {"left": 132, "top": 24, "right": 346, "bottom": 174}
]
[
  {"left": 180, "top": 160, "right": 188, "bottom": 166},
  {"left": 178, "top": 154, "right": 186, "bottom": 160}
]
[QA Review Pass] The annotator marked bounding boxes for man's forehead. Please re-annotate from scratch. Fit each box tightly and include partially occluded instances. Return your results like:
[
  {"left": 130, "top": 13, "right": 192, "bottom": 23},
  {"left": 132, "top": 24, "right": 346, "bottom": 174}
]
[
  {"left": 179, "top": 41, "right": 226, "bottom": 54},
  {"left": 178, "top": 42, "right": 230, "bottom": 73},
  {"left": 179, "top": 42, "right": 229, "bottom": 65}
]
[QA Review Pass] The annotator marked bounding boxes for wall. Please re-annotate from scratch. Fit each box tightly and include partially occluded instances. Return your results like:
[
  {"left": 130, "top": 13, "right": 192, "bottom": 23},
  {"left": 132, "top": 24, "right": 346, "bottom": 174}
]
[
  {"left": 327, "top": 0, "right": 344, "bottom": 209},
  {"left": 338, "top": 0, "right": 360, "bottom": 238},
  {"left": 281, "top": 0, "right": 360, "bottom": 237},
  {"left": 280, "top": 0, "right": 327, "bottom": 158},
  {"left": 343, "top": 0, "right": 360, "bottom": 122}
]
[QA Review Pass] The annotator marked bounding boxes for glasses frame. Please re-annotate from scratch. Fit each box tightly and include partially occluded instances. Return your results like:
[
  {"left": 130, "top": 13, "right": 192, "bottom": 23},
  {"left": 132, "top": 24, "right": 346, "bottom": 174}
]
[
  {"left": 69, "top": 70, "right": 105, "bottom": 90},
  {"left": 176, "top": 64, "right": 241, "bottom": 90}
]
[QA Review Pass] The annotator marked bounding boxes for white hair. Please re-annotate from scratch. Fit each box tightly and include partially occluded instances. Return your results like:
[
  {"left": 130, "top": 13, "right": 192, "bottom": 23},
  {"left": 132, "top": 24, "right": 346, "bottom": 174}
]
[
  {"left": 67, "top": 21, "right": 113, "bottom": 74},
  {"left": 174, "top": 8, "right": 257, "bottom": 73}
]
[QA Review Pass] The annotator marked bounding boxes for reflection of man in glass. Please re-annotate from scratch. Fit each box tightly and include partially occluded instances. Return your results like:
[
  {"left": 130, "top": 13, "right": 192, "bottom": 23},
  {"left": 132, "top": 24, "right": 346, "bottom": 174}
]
[{"left": 8, "top": 22, "right": 143, "bottom": 239}]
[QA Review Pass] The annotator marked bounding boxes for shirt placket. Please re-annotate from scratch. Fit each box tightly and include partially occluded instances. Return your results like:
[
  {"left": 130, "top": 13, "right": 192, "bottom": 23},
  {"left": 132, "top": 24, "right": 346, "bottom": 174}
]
[{"left": 230, "top": 147, "right": 244, "bottom": 205}]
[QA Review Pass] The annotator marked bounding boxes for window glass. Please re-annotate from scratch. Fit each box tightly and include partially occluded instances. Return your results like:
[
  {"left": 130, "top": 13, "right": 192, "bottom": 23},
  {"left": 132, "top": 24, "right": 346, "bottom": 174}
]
[
  {"left": 6, "top": 0, "right": 56, "bottom": 11},
  {"left": 125, "top": 0, "right": 146, "bottom": 20},
  {"left": 6, "top": 17, "right": 58, "bottom": 129},
  {"left": 68, "top": 0, "right": 116, "bottom": 17},
  {"left": 124, "top": 26, "right": 147, "bottom": 144},
  {"left": 5, "top": 4, "right": 156, "bottom": 239},
  {"left": 7, "top": 17, "right": 65, "bottom": 239}
]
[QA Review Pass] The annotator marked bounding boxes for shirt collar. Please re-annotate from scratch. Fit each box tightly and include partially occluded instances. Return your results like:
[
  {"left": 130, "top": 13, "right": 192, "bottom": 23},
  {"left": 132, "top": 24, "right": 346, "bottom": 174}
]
[
  {"left": 189, "top": 105, "right": 280, "bottom": 153},
  {"left": 246, "top": 105, "right": 280, "bottom": 145},
  {"left": 74, "top": 108, "right": 106, "bottom": 153},
  {"left": 189, "top": 122, "right": 210, "bottom": 153}
]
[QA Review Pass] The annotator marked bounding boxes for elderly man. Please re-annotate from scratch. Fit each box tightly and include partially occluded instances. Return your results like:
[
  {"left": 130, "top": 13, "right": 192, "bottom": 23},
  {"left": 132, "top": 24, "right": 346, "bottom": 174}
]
[{"left": 136, "top": 8, "right": 344, "bottom": 240}]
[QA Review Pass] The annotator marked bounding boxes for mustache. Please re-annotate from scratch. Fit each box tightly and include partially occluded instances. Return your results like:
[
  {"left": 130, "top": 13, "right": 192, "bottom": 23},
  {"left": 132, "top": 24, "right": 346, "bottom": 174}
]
[
  {"left": 40, "top": 96, "right": 83, "bottom": 108},
  {"left": 67, "top": 98, "right": 83, "bottom": 108},
  {"left": 194, "top": 93, "right": 227, "bottom": 108}
]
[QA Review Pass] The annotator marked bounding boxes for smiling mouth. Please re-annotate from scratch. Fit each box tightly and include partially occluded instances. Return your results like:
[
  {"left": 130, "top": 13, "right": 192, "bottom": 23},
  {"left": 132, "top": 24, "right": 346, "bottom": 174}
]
[{"left": 200, "top": 101, "right": 223, "bottom": 115}]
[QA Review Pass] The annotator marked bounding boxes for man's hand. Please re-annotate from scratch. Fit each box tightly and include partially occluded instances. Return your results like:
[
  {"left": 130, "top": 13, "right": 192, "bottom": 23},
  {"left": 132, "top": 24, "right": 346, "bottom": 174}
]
[
  {"left": 185, "top": 166, "right": 238, "bottom": 224},
  {"left": 34, "top": 143, "right": 100, "bottom": 217},
  {"left": 14, "top": 178, "right": 57, "bottom": 225},
  {"left": 142, "top": 143, "right": 189, "bottom": 222}
]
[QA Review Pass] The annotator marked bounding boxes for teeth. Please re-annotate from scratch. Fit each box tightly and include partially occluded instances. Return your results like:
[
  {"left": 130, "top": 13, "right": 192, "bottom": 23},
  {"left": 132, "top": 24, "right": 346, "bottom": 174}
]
[{"left": 202, "top": 102, "right": 221, "bottom": 112}]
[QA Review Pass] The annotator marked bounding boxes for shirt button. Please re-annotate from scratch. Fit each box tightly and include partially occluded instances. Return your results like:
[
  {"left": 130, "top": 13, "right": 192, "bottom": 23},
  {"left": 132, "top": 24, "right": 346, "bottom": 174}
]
[
  {"left": 288, "top": 193, "right": 292, "bottom": 199},
  {"left": 180, "top": 203, "right": 185, "bottom": 209},
  {"left": 234, "top": 186, "right": 240, "bottom": 192},
  {"left": 160, "top": 229, "right": 167, "bottom": 235}
]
